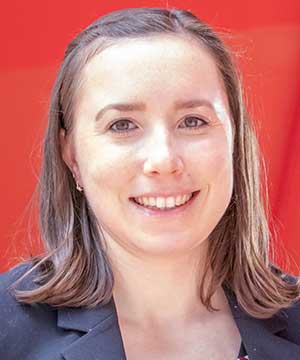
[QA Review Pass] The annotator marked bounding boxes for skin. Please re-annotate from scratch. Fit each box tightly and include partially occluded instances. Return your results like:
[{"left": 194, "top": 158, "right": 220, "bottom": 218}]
[{"left": 60, "top": 35, "right": 239, "bottom": 357}]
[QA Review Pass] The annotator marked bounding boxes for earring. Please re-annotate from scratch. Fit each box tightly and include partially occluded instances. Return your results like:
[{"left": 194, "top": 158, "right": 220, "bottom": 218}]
[
  {"left": 72, "top": 172, "right": 83, "bottom": 192},
  {"left": 76, "top": 182, "right": 83, "bottom": 192}
]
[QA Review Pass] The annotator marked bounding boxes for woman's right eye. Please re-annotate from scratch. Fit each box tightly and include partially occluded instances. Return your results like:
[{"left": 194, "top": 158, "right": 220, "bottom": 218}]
[{"left": 109, "top": 119, "right": 138, "bottom": 134}]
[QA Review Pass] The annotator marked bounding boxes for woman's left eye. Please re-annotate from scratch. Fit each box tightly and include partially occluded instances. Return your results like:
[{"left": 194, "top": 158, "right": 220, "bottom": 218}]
[{"left": 178, "top": 116, "right": 208, "bottom": 130}]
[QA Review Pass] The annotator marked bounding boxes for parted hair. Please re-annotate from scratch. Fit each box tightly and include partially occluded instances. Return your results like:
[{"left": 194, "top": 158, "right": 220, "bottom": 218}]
[{"left": 11, "top": 7, "right": 300, "bottom": 318}]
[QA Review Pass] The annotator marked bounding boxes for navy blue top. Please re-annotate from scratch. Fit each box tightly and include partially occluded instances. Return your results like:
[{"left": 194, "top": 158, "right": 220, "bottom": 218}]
[
  {"left": 0, "top": 262, "right": 299, "bottom": 359},
  {"left": 238, "top": 342, "right": 248, "bottom": 358}
]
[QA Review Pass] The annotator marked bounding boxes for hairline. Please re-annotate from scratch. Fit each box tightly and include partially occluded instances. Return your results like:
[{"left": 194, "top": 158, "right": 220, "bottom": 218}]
[{"left": 66, "top": 32, "right": 235, "bottom": 143}]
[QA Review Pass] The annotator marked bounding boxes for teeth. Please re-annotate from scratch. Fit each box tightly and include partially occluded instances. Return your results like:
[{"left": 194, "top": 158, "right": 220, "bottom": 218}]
[
  {"left": 134, "top": 193, "right": 193, "bottom": 209},
  {"left": 156, "top": 197, "right": 165, "bottom": 208},
  {"left": 175, "top": 195, "right": 182, "bottom": 206},
  {"left": 166, "top": 197, "right": 175, "bottom": 208},
  {"left": 149, "top": 197, "right": 156, "bottom": 206}
]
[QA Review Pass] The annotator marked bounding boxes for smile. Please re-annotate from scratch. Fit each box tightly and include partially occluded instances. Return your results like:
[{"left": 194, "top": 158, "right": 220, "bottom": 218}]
[
  {"left": 133, "top": 193, "right": 193, "bottom": 209},
  {"left": 129, "top": 190, "right": 200, "bottom": 215}
]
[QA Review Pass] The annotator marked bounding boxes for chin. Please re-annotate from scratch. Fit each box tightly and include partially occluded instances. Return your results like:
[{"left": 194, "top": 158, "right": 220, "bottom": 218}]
[{"left": 131, "top": 234, "right": 206, "bottom": 257}]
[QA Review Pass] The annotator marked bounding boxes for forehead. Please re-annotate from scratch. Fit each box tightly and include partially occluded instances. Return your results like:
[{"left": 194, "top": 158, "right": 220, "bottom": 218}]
[{"left": 78, "top": 35, "right": 227, "bottom": 108}]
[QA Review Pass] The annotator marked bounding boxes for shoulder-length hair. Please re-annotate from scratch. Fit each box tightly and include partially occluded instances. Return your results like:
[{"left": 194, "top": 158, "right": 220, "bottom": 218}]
[{"left": 11, "top": 7, "right": 300, "bottom": 318}]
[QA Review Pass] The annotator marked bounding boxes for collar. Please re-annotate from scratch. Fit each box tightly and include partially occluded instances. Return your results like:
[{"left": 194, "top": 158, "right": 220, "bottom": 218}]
[
  {"left": 222, "top": 284, "right": 299, "bottom": 359},
  {"left": 57, "top": 297, "right": 126, "bottom": 360},
  {"left": 57, "top": 286, "right": 299, "bottom": 360}
]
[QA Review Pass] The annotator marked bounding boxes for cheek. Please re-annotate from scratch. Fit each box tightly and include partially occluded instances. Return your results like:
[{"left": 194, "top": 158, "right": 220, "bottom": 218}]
[
  {"left": 77, "top": 138, "right": 137, "bottom": 191},
  {"left": 187, "top": 135, "right": 233, "bottom": 181}
]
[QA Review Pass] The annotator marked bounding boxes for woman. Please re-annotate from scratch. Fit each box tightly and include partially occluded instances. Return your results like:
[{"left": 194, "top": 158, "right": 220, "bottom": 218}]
[{"left": 0, "top": 7, "right": 299, "bottom": 360}]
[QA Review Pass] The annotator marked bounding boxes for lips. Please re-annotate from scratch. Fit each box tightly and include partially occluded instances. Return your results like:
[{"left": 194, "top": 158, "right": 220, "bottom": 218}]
[
  {"left": 129, "top": 190, "right": 200, "bottom": 211},
  {"left": 133, "top": 193, "right": 193, "bottom": 209}
]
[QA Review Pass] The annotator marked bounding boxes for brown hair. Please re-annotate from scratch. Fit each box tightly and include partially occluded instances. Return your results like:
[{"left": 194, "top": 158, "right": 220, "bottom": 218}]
[{"left": 11, "top": 7, "right": 300, "bottom": 318}]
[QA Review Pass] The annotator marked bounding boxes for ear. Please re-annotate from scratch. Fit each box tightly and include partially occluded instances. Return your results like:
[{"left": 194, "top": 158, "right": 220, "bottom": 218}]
[{"left": 59, "top": 128, "right": 83, "bottom": 186}]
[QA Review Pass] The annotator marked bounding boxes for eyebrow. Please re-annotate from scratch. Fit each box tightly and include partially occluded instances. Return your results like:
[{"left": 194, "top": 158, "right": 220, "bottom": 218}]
[{"left": 95, "top": 98, "right": 215, "bottom": 122}]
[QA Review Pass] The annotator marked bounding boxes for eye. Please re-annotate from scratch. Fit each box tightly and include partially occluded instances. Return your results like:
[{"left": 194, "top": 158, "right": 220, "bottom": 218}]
[
  {"left": 178, "top": 116, "right": 208, "bottom": 130},
  {"left": 109, "top": 119, "right": 138, "bottom": 133}
]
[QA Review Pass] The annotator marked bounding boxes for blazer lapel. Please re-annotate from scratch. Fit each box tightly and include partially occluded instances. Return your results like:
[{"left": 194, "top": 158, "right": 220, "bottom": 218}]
[
  {"left": 57, "top": 298, "right": 126, "bottom": 360},
  {"left": 57, "top": 285, "right": 299, "bottom": 360},
  {"left": 223, "top": 284, "right": 300, "bottom": 360}
]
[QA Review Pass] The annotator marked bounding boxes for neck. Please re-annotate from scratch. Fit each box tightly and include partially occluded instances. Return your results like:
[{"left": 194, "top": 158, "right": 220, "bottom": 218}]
[{"left": 106, "top": 238, "right": 228, "bottom": 327}]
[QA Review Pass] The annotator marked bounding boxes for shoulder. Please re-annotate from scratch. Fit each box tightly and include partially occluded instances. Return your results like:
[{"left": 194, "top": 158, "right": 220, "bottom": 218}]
[
  {"left": 0, "top": 262, "right": 58, "bottom": 359},
  {"left": 276, "top": 272, "right": 300, "bottom": 343},
  {"left": 1, "top": 260, "right": 32, "bottom": 285},
  {"left": 283, "top": 277, "right": 300, "bottom": 335},
  {"left": 282, "top": 299, "right": 300, "bottom": 338},
  {"left": 0, "top": 261, "right": 33, "bottom": 304},
  {"left": 0, "top": 261, "right": 39, "bottom": 306},
  {"left": 0, "top": 263, "right": 119, "bottom": 359},
  {"left": 274, "top": 270, "right": 300, "bottom": 314},
  {"left": 0, "top": 261, "right": 53, "bottom": 322}
]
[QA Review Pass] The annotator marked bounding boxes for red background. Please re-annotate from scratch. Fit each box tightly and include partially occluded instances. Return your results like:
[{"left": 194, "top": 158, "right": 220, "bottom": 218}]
[{"left": 0, "top": 0, "right": 299, "bottom": 273}]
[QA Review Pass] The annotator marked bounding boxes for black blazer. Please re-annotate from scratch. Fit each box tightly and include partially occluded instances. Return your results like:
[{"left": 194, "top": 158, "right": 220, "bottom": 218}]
[{"left": 0, "top": 263, "right": 300, "bottom": 360}]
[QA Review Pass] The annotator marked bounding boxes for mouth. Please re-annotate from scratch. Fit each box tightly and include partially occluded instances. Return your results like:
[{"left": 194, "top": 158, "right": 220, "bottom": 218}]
[{"left": 129, "top": 190, "right": 201, "bottom": 216}]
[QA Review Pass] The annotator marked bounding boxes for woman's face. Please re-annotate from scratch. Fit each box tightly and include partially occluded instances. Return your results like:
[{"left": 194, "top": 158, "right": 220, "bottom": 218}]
[{"left": 60, "top": 35, "right": 234, "bottom": 258}]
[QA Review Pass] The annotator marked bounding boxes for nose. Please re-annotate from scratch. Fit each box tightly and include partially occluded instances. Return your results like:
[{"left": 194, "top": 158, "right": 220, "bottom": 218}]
[{"left": 143, "top": 128, "right": 184, "bottom": 177}]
